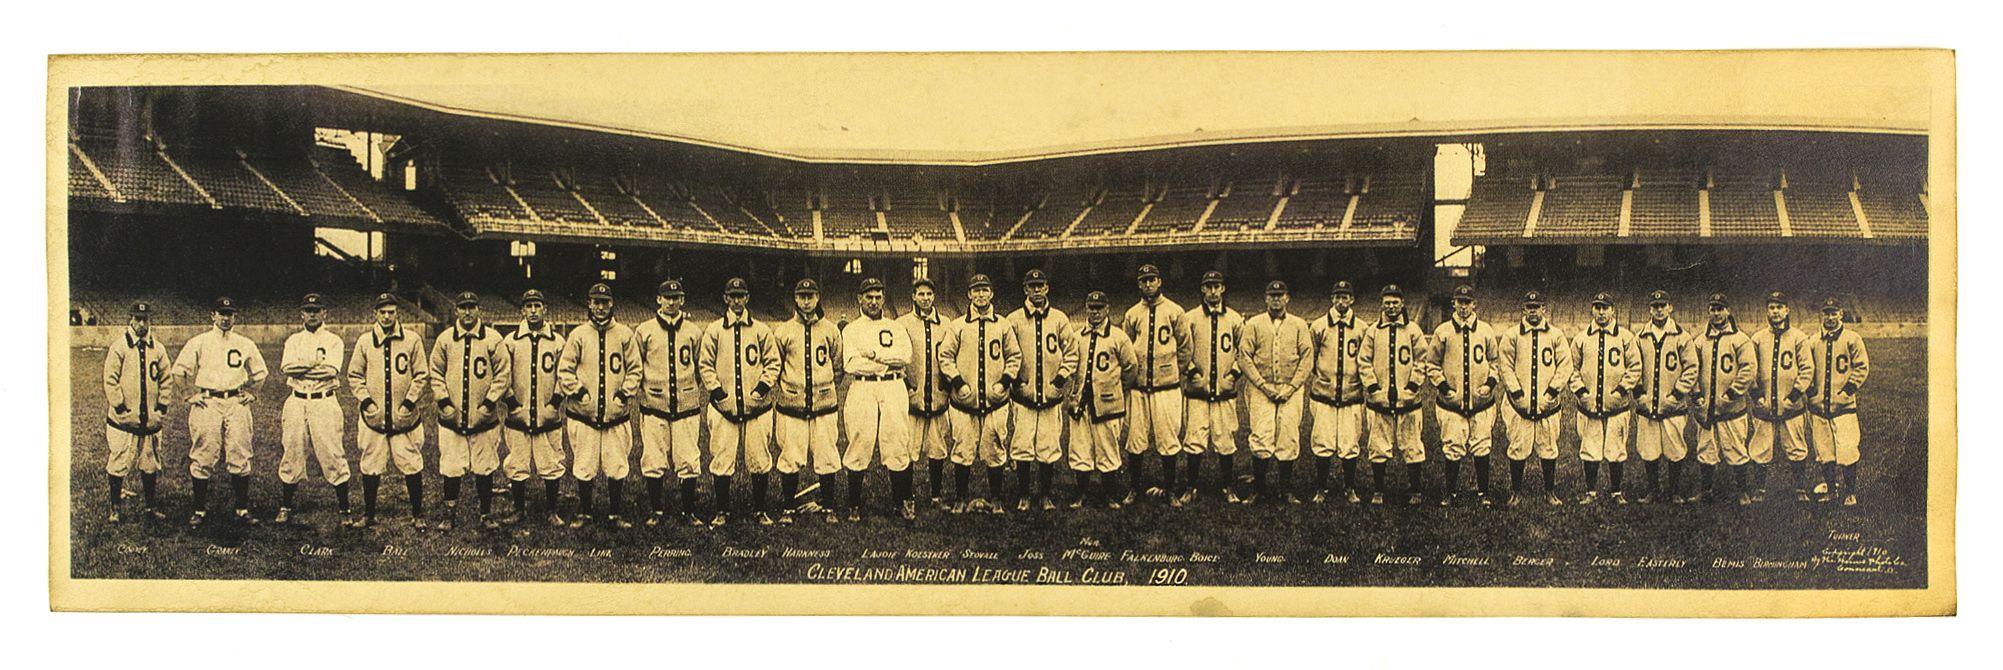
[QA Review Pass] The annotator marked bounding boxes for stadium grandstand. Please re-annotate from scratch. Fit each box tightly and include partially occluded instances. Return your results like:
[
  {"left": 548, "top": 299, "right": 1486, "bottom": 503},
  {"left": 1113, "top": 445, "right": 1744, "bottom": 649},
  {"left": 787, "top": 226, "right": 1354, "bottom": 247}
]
[{"left": 65, "top": 86, "right": 1928, "bottom": 337}]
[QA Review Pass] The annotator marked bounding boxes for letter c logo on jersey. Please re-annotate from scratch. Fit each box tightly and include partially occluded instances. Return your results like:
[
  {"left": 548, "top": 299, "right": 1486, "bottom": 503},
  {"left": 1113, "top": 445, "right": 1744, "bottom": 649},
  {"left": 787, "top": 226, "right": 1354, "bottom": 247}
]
[
  {"left": 1779, "top": 351, "right": 1795, "bottom": 370},
  {"left": 1219, "top": 333, "right": 1235, "bottom": 353},
  {"left": 1835, "top": 354, "right": 1851, "bottom": 375},
  {"left": 393, "top": 352, "right": 410, "bottom": 374},
  {"left": 1471, "top": 344, "right": 1488, "bottom": 364},
  {"left": 1718, "top": 353, "right": 1735, "bottom": 374},
  {"left": 1095, "top": 350, "right": 1113, "bottom": 372},
  {"left": 1156, "top": 325, "right": 1174, "bottom": 346},
  {"left": 1605, "top": 348, "right": 1624, "bottom": 366},
  {"left": 879, "top": 331, "right": 895, "bottom": 348},
  {"left": 609, "top": 353, "right": 626, "bottom": 373},
  {"left": 987, "top": 340, "right": 1004, "bottom": 360},
  {"left": 540, "top": 351, "right": 558, "bottom": 373},
  {"left": 227, "top": 349, "right": 244, "bottom": 368},
  {"left": 148, "top": 360, "right": 164, "bottom": 381},
  {"left": 473, "top": 357, "right": 491, "bottom": 379},
  {"left": 1664, "top": 351, "right": 1681, "bottom": 371}
]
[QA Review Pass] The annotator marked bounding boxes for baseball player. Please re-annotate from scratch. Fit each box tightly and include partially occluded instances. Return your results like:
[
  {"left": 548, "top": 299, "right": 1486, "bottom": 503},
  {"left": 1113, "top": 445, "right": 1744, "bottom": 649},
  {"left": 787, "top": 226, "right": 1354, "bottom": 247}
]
[
  {"left": 1307, "top": 281, "right": 1366, "bottom": 504},
  {"left": 1749, "top": 291, "right": 1815, "bottom": 503},
  {"left": 1357, "top": 284, "right": 1430, "bottom": 505},
  {"left": 1007, "top": 268, "right": 1076, "bottom": 512},
  {"left": 897, "top": 277, "right": 953, "bottom": 507},
  {"left": 276, "top": 294, "right": 350, "bottom": 525},
  {"left": 1807, "top": 297, "right": 1870, "bottom": 505},
  {"left": 172, "top": 296, "right": 269, "bottom": 526},
  {"left": 1178, "top": 270, "right": 1244, "bottom": 505},
  {"left": 101, "top": 301, "right": 171, "bottom": 523},
  {"left": 1498, "top": 290, "right": 1572, "bottom": 506},
  {"left": 841, "top": 278, "right": 916, "bottom": 522},
  {"left": 1634, "top": 290, "right": 1699, "bottom": 503},
  {"left": 634, "top": 279, "right": 707, "bottom": 527},
  {"left": 1569, "top": 292, "right": 1642, "bottom": 504},
  {"left": 430, "top": 292, "right": 510, "bottom": 530},
  {"left": 699, "top": 277, "right": 781, "bottom": 526},
  {"left": 1562, "top": 290, "right": 1642, "bottom": 501},
  {"left": 557, "top": 283, "right": 642, "bottom": 528},
  {"left": 344, "top": 293, "right": 428, "bottom": 529},
  {"left": 774, "top": 278, "right": 845, "bottom": 524},
  {"left": 1238, "top": 280, "right": 1312, "bottom": 504},
  {"left": 498, "top": 289, "right": 570, "bottom": 526},
  {"left": 1065, "top": 290, "right": 1137, "bottom": 509},
  {"left": 1690, "top": 293, "right": 1756, "bottom": 505},
  {"left": 1429, "top": 284, "right": 1502, "bottom": 507},
  {"left": 937, "top": 274, "right": 1021, "bottom": 514},
  {"left": 1121, "top": 263, "right": 1186, "bottom": 504}
]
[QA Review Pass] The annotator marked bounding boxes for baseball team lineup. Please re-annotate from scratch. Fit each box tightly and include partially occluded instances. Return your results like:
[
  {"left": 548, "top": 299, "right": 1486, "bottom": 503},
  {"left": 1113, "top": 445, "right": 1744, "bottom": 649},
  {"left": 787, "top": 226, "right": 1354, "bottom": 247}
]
[{"left": 96, "top": 263, "right": 1874, "bottom": 536}]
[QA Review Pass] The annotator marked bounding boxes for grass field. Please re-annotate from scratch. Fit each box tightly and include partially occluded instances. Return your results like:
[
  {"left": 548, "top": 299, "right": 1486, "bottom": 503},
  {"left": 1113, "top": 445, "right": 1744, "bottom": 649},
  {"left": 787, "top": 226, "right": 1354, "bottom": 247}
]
[{"left": 63, "top": 335, "right": 1929, "bottom": 589}]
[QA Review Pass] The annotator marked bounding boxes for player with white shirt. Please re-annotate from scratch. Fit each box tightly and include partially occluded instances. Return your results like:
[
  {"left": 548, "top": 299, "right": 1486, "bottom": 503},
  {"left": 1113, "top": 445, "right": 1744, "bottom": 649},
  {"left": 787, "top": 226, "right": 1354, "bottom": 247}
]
[
  {"left": 276, "top": 293, "right": 350, "bottom": 525},
  {"left": 841, "top": 278, "right": 916, "bottom": 522},
  {"left": 171, "top": 296, "right": 269, "bottom": 527}
]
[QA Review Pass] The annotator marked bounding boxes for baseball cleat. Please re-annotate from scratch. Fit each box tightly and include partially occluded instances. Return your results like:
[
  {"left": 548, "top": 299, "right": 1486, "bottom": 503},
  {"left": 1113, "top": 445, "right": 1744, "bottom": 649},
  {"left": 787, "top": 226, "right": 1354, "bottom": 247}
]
[
  {"left": 778, "top": 510, "right": 795, "bottom": 525},
  {"left": 144, "top": 507, "right": 169, "bottom": 522},
  {"left": 497, "top": 511, "right": 523, "bottom": 526},
  {"left": 967, "top": 498, "right": 989, "bottom": 512},
  {"left": 339, "top": 513, "right": 360, "bottom": 528},
  {"left": 236, "top": 509, "right": 260, "bottom": 525},
  {"left": 1577, "top": 491, "right": 1599, "bottom": 506},
  {"left": 1369, "top": 492, "right": 1385, "bottom": 506},
  {"left": 847, "top": 508, "right": 864, "bottom": 522},
  {"left": 1750, "top": 489, "right": 1767, "bottom": 504},
  {"left": 1405, "top": 492, "right": 1425, "bottom": 506},
  {"left": 1842, "top": 493, "right": 1858, "bottom": 507},
  {"left": 1145, "top": 486, "right": 1166, "bottom": 498},
  {"left": 568, "top": 515, "right": 590, "bottom": 529},
  {"left": 411, "top": 517, "right": 428, "bottom": 531},
  {"left": 1477, "top": 492, "right": 1495, "bottom": 507},
  {"left": 949, "top": 501, "right": 967, "bottom": 515},
  {"left": 1242, "top": 492, "right": 1262, "bottom": 506},
  {"left": 1107, "top": 499, "right": 1122, "bottom": 510},
  {"left": 901, "top": 501, "right": 918, "bottom": 522},
  {"left": 1505, "top": 492, "right": 1522, "bottom": 507},
  {"left": 435, "top": 516, "right": 456, "bottom": 531},
  {"left": 1736, "top": 493, "right": 1752, "bottom": 506},
  {"left": 1068, "top": 497, "right": 1085, "bottom": 510},
  {"left": 1168, "top": 494, "right": 1184, "bottom": 509},
  {"left": 1311, "top": 490, "right": 1328, "bottom": 505},
  {"left": 1794, "top": 488, "right": 1812, "bottom": 503},
  {"left": 682, "top": 512, "right": 705, "bottom": 527},
  {"left": 710, "top": 512, "right": 729, "bottom": 527},
  {"left": 609, "top": 515, "right": 634, "bottom": 529},
  {"left": 273, "top": 508, "right": 292, "bottom": 525},
  {"left": 1119, "top": 491, "right": 1137, "bottom": 506},
  {"left": 1610, "top": 492, "right": 1630, "bottom": 505},
  {"left": 1283, "top": 493, "right": 1302, "bottom": 505},
  {"left": 1225, "top": 490, "right": 1243, "bottom": 505},
  {"left": 106, "top": 509, "right": 122, "bottom": 524},
  {"left": 645, "top": 511, "right": 664, "bottom": 527},
  {"left": 1176, "top": 490, "right": 1195, "bottom": 506},
  {"left": 1437, "top": 493, "right": 1454, "bottom": 507},
  {"left": 361, "top": 515, "right": 379, "bottom": 528},
  {"left": 545, "top": 513, "right": 565, "bottom": 527},
  {"left": 1812, "top": 482, "right": 1830, "bottom": 495},
  {"left": 1015, "top": 498, "right": 1031, "bottom": 513},
  {"left": 1039, "top": 497, "right": 1057, "bottom": 512},
  {"left": 824, "top": 510, "right": 841, "bottom": 525},
  {"left": 755, "top": 512, "right": 775, "bottom": 526},
  {"left": 1543, "top": 492, "right": 1564, "bottom": 506},
  {"left": 1671, "top": 494, "right": 1689, "bottom": 505},
  {"left": 1345, "top": 490, "right": 1363, "bottom": 505},
  {"left": 482, "top": 515, "right": 501, "bottom": 530}
]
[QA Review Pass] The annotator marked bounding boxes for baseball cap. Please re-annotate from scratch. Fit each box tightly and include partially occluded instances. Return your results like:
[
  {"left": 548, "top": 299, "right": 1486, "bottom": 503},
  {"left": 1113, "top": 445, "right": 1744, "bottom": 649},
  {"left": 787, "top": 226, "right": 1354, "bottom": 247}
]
[
  {"left": 129, "top": 301, "right": 152, "bottom": 317},
  {"left": 454, "top": 291, "right": 480, "bottom": 308},
  {"left": 213, "top": 296, "right": 238, "bottom": 314},
  {"left": 1085, "top": 291, "right": 1110, "bottom": 307},
  {"left": 1820, "top": 297, "right": 1843, "bottom": 313},
  {"left": 794, "top": 278, "right": 821, "bottom": 295},
  {"left": 587, "top": 283, "right": 614, "bottom": 301},
  {"left": 373, "top": 293, "right": 397, "bottom": 308},
  {"left": 1265, "top": 280, "right": 1289, "bottom": 296},
  {"left": 912, "top": 277, "right": 936, "bottom": 291},
  {"left": 1647, "top": 290, "right": 1671, "bottom": 306},
  {"left": 657, "top": 279, "right": 685, "bottom": 297},
  {"left": 520, "top": 289, "right": 547, "bottom": 306},
  {"left": 1200, "top": 270, "right": 1225, "bottom": 286},
  {"left": 968, "top": 274, "right": 994, "bottom": 290},
  {"left": 724, "top": 278, "right": 751, "bottom": 295},
  {"left": 1380, "top": 284, "right": 1403, "bottom": 298},
  {"left": 300, "top": 293, "right": 325, "bottom": 311},
  {"left": 1707, "top": 292, "right": 1729, "bottom": 308},
  {"left": 1023, "top": 269, "right": 1049, "bottom": 286},
  {"left": 1522, "top": 291, "right": 1546, "bottom": 306},
  {"left": 1765, "top": 291, "right": 1788, "bottom": 305},
  {"left": 1136, "top": 264, "right": 1161, "bottom": 280},
  {"left": 1451, "top": 284, "right": 1476, "bottom": 302},
  {"left": 1331, "top": 280, "right": 1355, "bottom": 296},
  {"left": 858, "top": 277, "right": 886, "bottom": 294},
  {"left": 1591, "top": 292, "right": 1615, "bottom": 307}
]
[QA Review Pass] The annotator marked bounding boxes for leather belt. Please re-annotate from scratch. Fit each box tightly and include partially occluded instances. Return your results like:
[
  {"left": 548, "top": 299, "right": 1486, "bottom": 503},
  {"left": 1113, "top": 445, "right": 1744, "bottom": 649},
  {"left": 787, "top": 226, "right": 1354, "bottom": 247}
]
[
  {"left": 202, "top": 388, "right": 243, "bottom": 399},
  {"left": 852, "top": 372, "right": 903, "bottom": 382},
  {"left": 293, "top": 390, "right": 336, "bottom": 400}
]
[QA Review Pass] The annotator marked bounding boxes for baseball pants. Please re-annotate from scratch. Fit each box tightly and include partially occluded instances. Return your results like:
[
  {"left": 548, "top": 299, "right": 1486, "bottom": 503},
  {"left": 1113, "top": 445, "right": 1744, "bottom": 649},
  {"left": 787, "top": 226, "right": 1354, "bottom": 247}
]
[
  {"left": 1309, "top": 401, "right": 1364, "bottom": 459},
  {"left": 1367, "top": 409, "right": 1423, "bottom": 464},
  {"left": 910, "top": 413, "right": 949, "bottom": 461},
  {"left": 1635, "top": 415, "right": 1689, "bottom": 462},
  {"left": 1577, "top": 413, "right": 1632, "bottom": 463},
  {"left": 105, "top": 428, "right": 161, "bottom": 478},
  {"left": 567, "top": 420, "right": 633, "bottom": 481},
  {"left": 1438, "top": 407, "right": 1496, "bottom": 461},
  {"left": 640, "top": 413, "right": 704, "bottom": 480},
  {"left": 1754, "top": 415, "right": 1809, "bottom": 463},
  {"left": 188, "top": 397, "right": 255, "bottom": 479},
  {"left": 439, "top": 426, "right": 502, "bottom": 478},
  {"left": 1125, "top": 388, "right": 1185, "bottom": 456},
  {"left": 844, "top": 379, "right": 913, "bottom": 472},
  {"left": 776, "top": 413, "right": 842, "bottom": 475},
  {"left": 1067, "top": 415, "right": 1123, "bottom": 473},
  {"left": 357, "top": 423, "right": 425, "bottom": 476},
  {"left": 279, "top": 395, "right": 349, "bottom": 485},
  {"left": 1810, "top": 414, "right": 1861, "bottom": 466},
  {"left": 1010, "top": 403, "right": 1066, "bottom": 464},
  {"left": 1183, "top": 398, "right": 1241, "bottom": 456},
  {"left": 1246, "top": 392, "right": 1305, "bottom": 461},
  {"left": 1695, "top": 415, "right": 1750, "bottom": 466},
  {"left": 707, "top": 409, "right": 775, "bottom": 477},
  {"left": 503, "top": 427, "right": 566, "bottom": 481},
  {"left": 1504, "top": 411, "right": 1561, "bottom": 461},
  {"left": 948, "top": 409, "right": 1010, "bottom": 467}
]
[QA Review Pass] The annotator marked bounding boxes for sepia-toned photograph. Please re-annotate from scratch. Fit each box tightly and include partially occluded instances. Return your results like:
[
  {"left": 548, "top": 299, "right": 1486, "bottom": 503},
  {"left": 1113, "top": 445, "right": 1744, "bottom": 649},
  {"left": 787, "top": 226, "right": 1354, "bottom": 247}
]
[{"left": 47, "top": 51, "right": 1955, "bottom": 616}]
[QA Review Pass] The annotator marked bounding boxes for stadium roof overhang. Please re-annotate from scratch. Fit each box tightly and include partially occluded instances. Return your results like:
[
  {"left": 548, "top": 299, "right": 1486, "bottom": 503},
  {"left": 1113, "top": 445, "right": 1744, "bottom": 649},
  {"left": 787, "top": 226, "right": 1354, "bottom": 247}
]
[{"left": 269, "top": 51, "right": 1932, "bottom": 167}]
